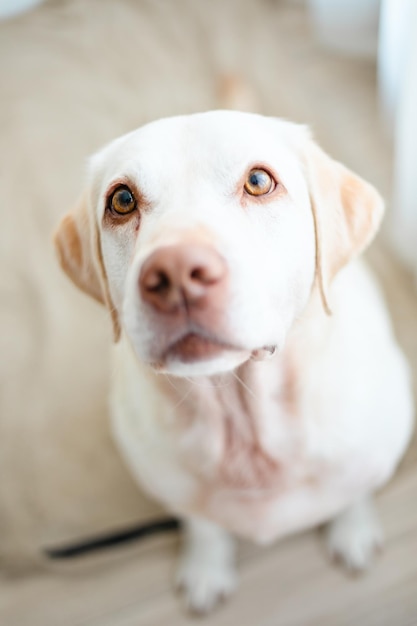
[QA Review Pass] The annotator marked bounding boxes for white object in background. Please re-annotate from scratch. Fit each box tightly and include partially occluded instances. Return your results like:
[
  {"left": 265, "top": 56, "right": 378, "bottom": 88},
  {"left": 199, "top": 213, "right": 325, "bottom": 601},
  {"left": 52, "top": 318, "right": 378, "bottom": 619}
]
[
  {"left": 378, "top": 0, "right": 413, "bottom": 133},
  {"left": 0, "top": 0, "right": 44, "bottom": 19},
  {"left": 308, "top": 0, "right": 381, "bottom": 58},
  {"left": 390, "top": 2, "right": 417, "bottom": 276},
  {"left": 379, "top": 0, "right": 417, "bottom": 279}
]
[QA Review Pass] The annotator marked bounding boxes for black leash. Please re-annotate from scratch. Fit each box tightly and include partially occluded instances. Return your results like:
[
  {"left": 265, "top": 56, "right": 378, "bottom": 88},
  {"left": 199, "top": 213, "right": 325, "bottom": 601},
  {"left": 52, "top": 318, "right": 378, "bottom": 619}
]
[{"left": 45, "top": 517, "right": 180, "bottom": 559}]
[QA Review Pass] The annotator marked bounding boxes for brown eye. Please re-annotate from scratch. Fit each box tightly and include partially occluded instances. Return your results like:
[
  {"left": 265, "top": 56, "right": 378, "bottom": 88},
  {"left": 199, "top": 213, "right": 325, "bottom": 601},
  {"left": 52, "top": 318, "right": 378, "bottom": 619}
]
[
  {"left": 109, "top": 186, "right": 137, "bottom": 215},
  {"left": 244, "top": 169, "right": 275, "bottom": 196}
]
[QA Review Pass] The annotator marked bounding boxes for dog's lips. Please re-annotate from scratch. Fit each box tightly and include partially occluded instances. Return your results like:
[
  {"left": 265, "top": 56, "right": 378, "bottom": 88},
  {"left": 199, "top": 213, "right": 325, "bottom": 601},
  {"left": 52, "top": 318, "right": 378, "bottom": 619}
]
[
  {"left": 155, "top": 331, "right": 277, "bottom": 366},
  {"left": 166, "top": 332, "right": 238, "bottom": 363}
]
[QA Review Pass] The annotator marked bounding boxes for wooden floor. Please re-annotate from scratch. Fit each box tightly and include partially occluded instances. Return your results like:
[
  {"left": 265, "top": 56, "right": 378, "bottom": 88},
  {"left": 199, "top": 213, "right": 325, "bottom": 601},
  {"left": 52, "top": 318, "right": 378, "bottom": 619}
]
[{"left": 1, "top": 1, "right": 417, "bottom": 625}]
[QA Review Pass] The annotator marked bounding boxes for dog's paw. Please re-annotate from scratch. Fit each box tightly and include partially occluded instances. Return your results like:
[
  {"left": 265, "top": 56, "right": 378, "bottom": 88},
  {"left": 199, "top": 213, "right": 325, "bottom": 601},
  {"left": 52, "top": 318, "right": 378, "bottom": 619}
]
[
  {"left": 175, "top": 553, "right": 237, "bottom": 614},
  {"left": 325, "top": 498, "right": 384, "bottom": 572}
]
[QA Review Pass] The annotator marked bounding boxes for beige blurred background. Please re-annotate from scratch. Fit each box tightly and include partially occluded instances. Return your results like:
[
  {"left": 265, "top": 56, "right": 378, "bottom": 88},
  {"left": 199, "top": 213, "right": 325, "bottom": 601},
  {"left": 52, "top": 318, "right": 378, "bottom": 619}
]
[{"left": 0, "top": 0, "right": 416, "bottom": 624}]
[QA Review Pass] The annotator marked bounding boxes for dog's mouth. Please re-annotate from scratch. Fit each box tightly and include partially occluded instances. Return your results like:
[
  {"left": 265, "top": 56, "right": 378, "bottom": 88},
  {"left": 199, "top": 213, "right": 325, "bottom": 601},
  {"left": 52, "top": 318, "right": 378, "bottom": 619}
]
[
  {"left": 164, "top": 332, "right": 240, "bottom": 363},
  {"left": 150, "top": 328, "right": 277, "bottom": 371}
]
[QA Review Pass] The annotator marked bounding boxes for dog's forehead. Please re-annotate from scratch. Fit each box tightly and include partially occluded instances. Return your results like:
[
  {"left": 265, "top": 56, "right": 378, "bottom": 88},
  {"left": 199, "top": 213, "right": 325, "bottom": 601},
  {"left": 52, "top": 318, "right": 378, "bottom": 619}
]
[{"left": 90, "top": 111, "right": 307, "bottom": 191}]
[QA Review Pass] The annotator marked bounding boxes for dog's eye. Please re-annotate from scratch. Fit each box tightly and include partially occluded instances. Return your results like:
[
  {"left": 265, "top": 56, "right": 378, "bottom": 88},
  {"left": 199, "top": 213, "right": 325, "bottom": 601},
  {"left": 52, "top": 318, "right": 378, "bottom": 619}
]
[
  {"left": 109, "top": 186, "right": 137, "bottom": 215},
  {"left": 244, "top": 169, "right": 275, "bottom": 196}
]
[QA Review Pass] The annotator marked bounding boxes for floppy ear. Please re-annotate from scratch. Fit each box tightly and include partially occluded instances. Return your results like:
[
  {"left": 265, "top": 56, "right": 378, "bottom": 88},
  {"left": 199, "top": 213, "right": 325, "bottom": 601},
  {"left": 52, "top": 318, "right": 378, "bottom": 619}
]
[
  {"left": 53, "top": 192, "right": 121, "bottom": 341},
  {"left": 305, "top": 140, "right": 384, "bottom": 314}
]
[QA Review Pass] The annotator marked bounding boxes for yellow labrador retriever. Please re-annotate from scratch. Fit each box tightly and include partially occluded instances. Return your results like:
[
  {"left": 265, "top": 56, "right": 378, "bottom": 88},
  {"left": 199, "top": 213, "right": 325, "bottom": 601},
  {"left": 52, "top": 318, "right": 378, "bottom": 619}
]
[{"left": 55, "top": 111, "right": 413, "bottom": 612}]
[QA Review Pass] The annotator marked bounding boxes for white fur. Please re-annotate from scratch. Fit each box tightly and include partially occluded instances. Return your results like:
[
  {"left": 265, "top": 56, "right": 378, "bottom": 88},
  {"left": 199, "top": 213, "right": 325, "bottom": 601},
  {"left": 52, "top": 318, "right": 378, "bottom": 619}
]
[
  {"left": 175, "top": 518, "right": 236, "bottom": 613},
  {"left": 84, "top": 111, "right": 413, "bottom": 611},
  {"left": 93, "top": 112, "right": 315, "bottom": 368},
  {"left": 325, "top": 497, "right": 384, "bottom": 571}
]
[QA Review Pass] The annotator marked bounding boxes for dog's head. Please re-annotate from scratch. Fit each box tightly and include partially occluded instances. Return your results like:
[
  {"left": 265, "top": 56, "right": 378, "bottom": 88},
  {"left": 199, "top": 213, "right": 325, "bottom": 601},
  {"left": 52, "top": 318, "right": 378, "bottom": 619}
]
[{"left": 54, "top": 111, "right": 383, "bottom": 377}]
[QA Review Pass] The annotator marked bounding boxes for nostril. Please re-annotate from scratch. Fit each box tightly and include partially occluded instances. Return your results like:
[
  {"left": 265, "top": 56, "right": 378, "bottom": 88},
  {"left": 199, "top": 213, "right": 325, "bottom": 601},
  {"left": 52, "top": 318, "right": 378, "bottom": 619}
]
[
  {"left": 190, "top": 267, "right": 206, "bottom": 282},
  {"left": 190, "top": 264, "right": 222, "bottom": 285},
  {"left": 145, "top": 270, "right": 171, "bottom": 293}
]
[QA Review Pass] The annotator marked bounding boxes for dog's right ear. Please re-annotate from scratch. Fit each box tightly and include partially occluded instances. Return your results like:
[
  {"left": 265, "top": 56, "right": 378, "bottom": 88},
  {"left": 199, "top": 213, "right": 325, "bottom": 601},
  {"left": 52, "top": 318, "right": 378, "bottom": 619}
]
[
  {"left": 54, "top": 193, "right": 105, "bottom": 304},
  {"left": 54, "top": 193, "right": 121, "bottom": 341}
]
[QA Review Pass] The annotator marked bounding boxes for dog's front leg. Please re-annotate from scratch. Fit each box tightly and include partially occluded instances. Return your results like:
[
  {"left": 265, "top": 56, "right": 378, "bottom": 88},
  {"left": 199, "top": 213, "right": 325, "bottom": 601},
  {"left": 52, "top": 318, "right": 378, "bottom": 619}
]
[
  {"left": 324, "top": 496, "right": 384, "bottom": 571},
  {"left": 175, "top": 516, "right": 237, "bottom": 613}
]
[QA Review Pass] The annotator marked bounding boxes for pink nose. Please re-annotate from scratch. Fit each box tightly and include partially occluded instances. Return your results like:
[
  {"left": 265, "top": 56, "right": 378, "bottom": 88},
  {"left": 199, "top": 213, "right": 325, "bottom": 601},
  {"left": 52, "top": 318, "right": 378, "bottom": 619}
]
[{"left": 140, "top": 244, "right": 227, "bottom": 313}]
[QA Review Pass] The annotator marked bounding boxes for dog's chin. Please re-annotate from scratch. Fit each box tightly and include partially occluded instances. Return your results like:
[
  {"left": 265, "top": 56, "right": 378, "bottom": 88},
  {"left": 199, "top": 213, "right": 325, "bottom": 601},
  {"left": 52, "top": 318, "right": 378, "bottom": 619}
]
[{"left": 161, "top": 349, "right": 251, "bottom": 377}]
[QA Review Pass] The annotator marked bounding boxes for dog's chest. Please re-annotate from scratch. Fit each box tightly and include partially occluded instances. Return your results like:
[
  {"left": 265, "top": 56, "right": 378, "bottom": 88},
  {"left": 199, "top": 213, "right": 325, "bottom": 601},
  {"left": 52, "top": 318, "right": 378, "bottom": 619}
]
[
  {"left": 157, "top": 360, "right": 312, "bottom": 494},
  {"left": 177, "top": 394, "right": 297, "bottom": 493},
  {"left": 177, "top": 396, "right": 369, "bottom": 542},
  {"left": 152, "top": 373, "right": 354, "bottom": 541},
  {"left": 112, "top": 357, "right": 383, "bottom": 543}
]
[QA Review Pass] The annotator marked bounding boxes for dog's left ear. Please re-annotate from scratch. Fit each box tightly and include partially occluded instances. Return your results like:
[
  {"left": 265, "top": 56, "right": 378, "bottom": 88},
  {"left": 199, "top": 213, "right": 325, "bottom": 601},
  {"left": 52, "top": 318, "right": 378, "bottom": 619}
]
[
  {"left": 304, "top": 139, "right": 384, "bottom": 314},
  {"left": 54, "top": 192, "right": 121, "bottom": 341}
]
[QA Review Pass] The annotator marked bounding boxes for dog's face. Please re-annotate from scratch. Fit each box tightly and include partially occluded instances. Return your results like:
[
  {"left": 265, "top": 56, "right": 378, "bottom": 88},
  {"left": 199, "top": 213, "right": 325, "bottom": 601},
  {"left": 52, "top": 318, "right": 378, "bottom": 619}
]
[
  {"left": 55, "top": 111, "right": 383, "bottom": 377},
  {"left": 94, "top": 112, "right": 317, "bottom": 376}
]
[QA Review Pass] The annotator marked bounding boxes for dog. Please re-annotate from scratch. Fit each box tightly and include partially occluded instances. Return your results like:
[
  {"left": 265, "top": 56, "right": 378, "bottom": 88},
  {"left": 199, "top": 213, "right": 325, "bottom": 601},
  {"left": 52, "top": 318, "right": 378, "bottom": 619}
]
[{"left": 54, "top": 110, "right": 414, "bottom": 613}]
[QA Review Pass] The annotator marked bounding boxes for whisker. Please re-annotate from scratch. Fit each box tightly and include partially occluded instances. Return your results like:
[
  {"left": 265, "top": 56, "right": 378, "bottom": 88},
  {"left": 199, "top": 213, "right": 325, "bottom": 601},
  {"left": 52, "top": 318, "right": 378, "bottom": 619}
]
[
  {"left": 172, "top": 387, "right": 193, "bottom": 411},
  {"left": 164, "top": 374, "right": 180, "bottom": 392},
  {"left": 184, "top": 376, "right": 233, "bottom": 389},
  {"left": 232, "top": 371, "right": 257, "bottom": 399}
]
